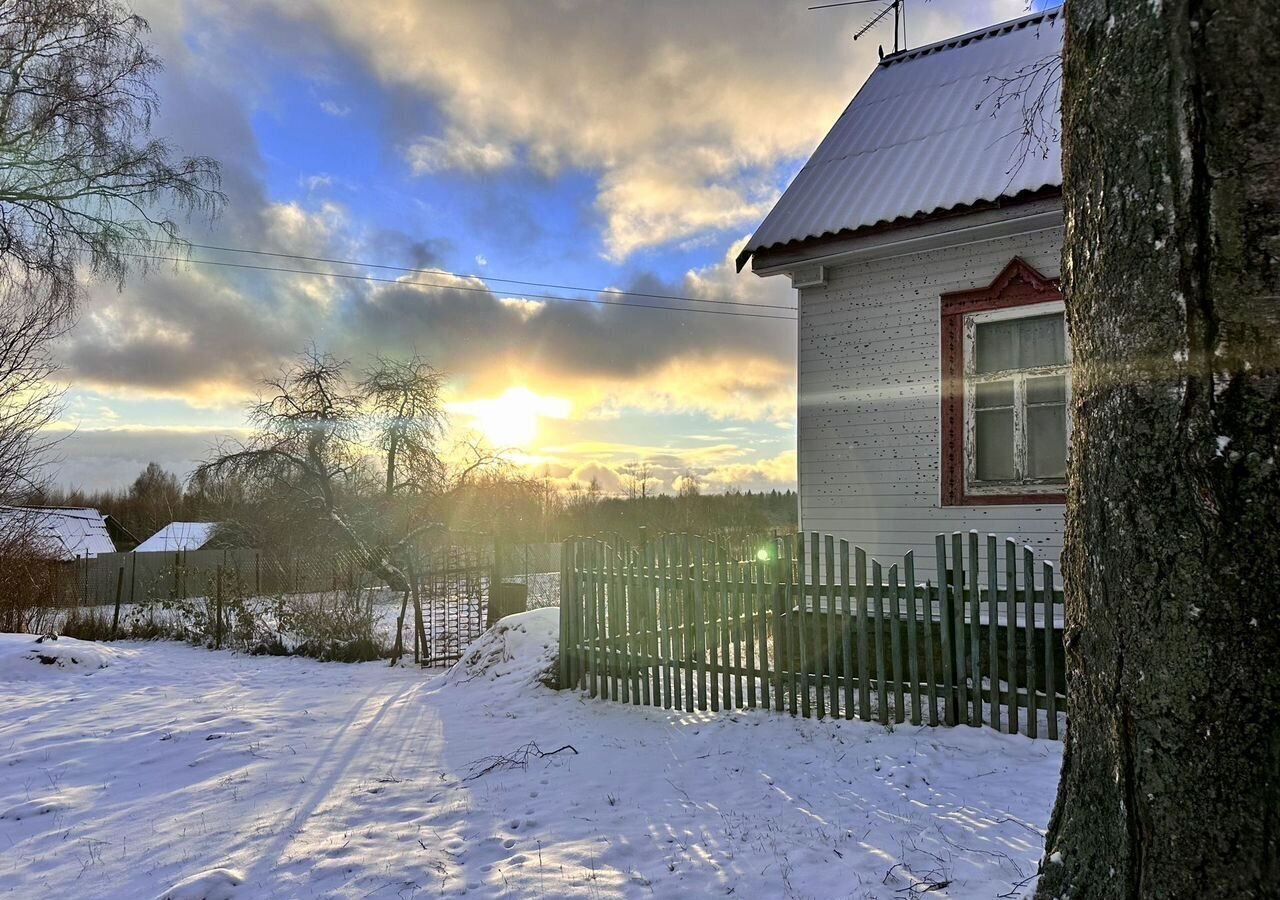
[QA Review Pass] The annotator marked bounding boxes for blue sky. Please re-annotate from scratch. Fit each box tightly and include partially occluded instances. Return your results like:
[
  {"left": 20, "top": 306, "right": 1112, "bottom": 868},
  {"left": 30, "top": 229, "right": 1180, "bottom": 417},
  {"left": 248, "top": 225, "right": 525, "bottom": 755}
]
[{"left": 53, "top": 0, "right": 1042, "bottom": 493}]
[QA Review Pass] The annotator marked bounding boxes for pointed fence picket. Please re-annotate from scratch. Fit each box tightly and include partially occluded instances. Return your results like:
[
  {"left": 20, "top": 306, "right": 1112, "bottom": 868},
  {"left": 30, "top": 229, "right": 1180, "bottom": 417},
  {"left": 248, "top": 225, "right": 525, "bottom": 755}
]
[{"left": 555, "top": 530, "right": 1066, "bottom": 742}]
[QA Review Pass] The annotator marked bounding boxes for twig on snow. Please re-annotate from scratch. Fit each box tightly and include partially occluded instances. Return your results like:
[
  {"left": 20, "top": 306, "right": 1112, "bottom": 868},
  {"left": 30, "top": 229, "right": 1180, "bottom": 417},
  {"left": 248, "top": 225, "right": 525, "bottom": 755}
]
[{"left": 462, "top": 741, "right": 577, "bottom": 781}]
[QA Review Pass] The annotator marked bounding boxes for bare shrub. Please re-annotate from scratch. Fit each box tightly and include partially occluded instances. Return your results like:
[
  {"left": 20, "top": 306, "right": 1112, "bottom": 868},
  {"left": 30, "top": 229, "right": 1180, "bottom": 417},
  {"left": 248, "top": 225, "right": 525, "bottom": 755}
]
[
  {"left": 58, "top": 607, "right": 114, "bottom": 641},
  {"left": 137, "top": 567, "right": 281, "bottom": 651},
  {"left": 0, "top": 522, "right": 62, "bottom": 633},
  {"left": 279, "top": 587, "right": 384, "bottom": 662}
]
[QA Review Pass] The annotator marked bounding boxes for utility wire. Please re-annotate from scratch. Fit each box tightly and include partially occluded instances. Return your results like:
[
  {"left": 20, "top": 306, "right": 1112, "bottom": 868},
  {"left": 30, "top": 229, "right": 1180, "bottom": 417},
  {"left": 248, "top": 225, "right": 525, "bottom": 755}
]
[
  {"left": 128, "top": 238, "right": 796, "bottom": 313},
  {"left": 116, "top": 249, "right": 799, "bottom": 321},
  {"left": 808, "top": 0, "right": 887, "bottom": 9}
]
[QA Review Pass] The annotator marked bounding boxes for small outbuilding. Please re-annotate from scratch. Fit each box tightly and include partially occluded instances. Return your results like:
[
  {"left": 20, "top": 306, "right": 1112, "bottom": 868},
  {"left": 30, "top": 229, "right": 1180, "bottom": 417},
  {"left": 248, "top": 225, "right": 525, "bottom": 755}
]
[
  {"left": 134, "top": 522, "right": 220, "bottom": 554},
  {"left": 738, "top": 10, "right": 1066, "bottom": 572},
  {"left": 0, "top": 506, "right": 129, "bottom": 560}
]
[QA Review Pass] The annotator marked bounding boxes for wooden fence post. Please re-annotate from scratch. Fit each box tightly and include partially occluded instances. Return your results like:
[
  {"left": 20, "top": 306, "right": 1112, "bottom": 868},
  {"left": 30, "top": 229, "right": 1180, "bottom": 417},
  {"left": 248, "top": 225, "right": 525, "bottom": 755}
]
[
  {"left": 889, "top": 563, "right": 905, "bottom": 724},
  {"left": 1006, "top": 538, "right": 1020, "bottom": 735},
  {"left": 852, "top": 546, "right": 869, "bottom": 720},
  {"left": 923, "top": 577, "right": 938, "bottom": 726},
  {"left": 214, "top": 564, "right": 223, "bottom": 650},
  {"left": 111, "top": 565, "right": 124, "bottom": 639},
  {"left": 824, "top": 534, "right": 838, "bottom": 718},
  {"left": 936, "top": 535, "right": 956, "bottom": 726},
  {"left": 559, "top": 541, "right": 570, "bottom": 689},
  {"left": 659, "top": 536, "right": 674, "bottom": 709},
  {"left": 587, "top": 540, "right": 601, "bottom": 699},
  {"left": 904, "top": 551, "right": 921, "bottom": 726},
  {"left": 770, "top": 545, "right": 784, "bottom": 714},
  {"left": 692, "top": 539, "right": 707, "bottom": 712},
  {"left": 951, "top": 531, "right": 969, "bottom": 725},
  {"left": 987, "top": 534, "right": 1001, "bottom": 734},
  {"left": 647, "top": 538, "right": 661, "bottom": 706},
  {"left": 808, "top": 533, "right": 823, "bottom": 720},
  {"left": 968, "top": 530, "right": 982, "bottom": 727},
  {"left": 410, "top": 557, "right": 427, "bottom": 666},
  {"left": 1024, "top": 546, "right": 1038, "bottom": 739},
  {"left": 1044, "top": 560, "right": 1059, "bottom": 740},
  {"left": 872, "top": 561, "right": 888, "bottom": 725}
]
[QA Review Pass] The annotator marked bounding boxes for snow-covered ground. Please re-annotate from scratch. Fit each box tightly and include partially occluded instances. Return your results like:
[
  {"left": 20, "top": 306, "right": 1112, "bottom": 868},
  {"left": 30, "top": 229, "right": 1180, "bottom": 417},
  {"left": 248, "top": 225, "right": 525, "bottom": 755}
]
[{"left": 0, "top": 612, "right": 1061, "bottom": 898}]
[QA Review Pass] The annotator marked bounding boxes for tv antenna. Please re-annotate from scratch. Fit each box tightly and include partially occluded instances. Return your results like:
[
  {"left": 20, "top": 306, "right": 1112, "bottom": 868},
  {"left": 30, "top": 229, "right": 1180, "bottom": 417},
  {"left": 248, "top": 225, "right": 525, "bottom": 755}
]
[{"left": 808, "top": 0, "right": 907, "bottom": 56}]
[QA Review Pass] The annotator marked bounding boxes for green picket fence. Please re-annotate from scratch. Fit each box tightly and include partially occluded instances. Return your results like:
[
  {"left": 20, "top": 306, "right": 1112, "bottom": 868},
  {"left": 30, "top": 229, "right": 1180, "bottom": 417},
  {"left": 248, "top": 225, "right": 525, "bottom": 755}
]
[{"left": 558, "top": 531, "right": 1066, "bottom": 740}]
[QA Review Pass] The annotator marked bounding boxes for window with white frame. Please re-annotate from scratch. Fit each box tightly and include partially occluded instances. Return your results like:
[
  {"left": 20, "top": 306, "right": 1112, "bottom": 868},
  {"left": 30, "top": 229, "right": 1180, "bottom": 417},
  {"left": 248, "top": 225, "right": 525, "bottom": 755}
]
[{"left": 964, "top": 302, "right": 1070, "bottom": 493}]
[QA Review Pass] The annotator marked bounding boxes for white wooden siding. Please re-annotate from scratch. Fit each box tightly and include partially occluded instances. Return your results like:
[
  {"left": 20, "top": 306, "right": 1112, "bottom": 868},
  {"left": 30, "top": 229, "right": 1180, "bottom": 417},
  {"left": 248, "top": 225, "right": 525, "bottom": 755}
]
[{"left": 795, "top": 208, "right": 1066, "bottom": 580}]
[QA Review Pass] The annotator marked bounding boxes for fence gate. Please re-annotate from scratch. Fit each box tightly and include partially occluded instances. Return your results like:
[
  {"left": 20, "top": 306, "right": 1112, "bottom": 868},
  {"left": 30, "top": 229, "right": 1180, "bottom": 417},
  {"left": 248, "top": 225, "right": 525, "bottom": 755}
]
[
  {"left": 558, "top": 531, "right": 1066, "bottom": 741},
  {"left": 388, "top": 537, "right": 494, "bottom": 668}
]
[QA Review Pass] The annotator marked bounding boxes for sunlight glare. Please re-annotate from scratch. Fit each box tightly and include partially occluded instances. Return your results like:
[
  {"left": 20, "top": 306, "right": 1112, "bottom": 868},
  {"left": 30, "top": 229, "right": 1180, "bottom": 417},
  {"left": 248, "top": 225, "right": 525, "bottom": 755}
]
[{"left": 468, "top": 387, "right": 570, "bottom": 450}]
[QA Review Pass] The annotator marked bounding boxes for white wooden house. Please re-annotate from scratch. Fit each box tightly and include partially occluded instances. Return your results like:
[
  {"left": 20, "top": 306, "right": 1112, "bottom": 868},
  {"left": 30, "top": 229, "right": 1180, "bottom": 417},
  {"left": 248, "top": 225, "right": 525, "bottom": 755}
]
[{"left": 739, "top": 10, "right": 1066, "bottom": 573}]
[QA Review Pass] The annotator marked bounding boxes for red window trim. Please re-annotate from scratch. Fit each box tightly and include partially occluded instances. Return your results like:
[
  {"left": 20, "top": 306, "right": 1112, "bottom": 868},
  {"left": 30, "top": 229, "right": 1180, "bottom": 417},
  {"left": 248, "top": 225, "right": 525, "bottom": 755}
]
[{"left": 940, "top": 257, "right": 1067, "bottom": 506}]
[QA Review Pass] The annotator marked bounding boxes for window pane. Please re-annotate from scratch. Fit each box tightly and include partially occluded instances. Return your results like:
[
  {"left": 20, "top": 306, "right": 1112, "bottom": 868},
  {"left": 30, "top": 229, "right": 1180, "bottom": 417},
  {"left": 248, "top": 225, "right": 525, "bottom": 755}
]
[
  {"left": 1027, "top": 374, "right": 1067, "bottom": 406},
  {"left": 975, "top": 379, "right": 1014, "bottom": 410},
  {"left": 975, "top": 409, "right": 1015, "bottom": 481},
  {"left": 1027, "top": 403, "right": 1067, "bottom": 479},
  {"left": 1017, "top": 314, "right": 1066, "bottom": 368},
  {"left": 975, "top": 321, "right": 1016, "bottom": 373}
]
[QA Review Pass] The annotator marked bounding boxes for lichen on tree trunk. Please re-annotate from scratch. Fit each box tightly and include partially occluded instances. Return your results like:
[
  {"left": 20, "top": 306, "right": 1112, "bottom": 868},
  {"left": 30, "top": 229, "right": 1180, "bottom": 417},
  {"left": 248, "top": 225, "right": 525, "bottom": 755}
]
[{"left": 1038, "top": 2, "right": 1280, "bottom": 897}]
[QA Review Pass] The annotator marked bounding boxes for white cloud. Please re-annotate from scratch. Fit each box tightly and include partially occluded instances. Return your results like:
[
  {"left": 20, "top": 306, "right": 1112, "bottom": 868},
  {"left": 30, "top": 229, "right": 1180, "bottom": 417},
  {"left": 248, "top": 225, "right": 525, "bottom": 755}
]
[
  {"left": 265, "top": 1, "right": 998, "bottom": 258},
  {"left": 405, "top": 130, "right": 516, "bottom": 175},
  {"left": 702, "top": 449, "right": 797, "bottom": 489}
]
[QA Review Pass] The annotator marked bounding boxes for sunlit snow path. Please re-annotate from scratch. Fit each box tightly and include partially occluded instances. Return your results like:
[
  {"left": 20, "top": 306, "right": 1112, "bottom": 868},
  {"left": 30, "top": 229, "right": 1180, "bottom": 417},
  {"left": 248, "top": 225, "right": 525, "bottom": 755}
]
[{"left": 0, "top": 617, "right": 1061, "bottom": 898}]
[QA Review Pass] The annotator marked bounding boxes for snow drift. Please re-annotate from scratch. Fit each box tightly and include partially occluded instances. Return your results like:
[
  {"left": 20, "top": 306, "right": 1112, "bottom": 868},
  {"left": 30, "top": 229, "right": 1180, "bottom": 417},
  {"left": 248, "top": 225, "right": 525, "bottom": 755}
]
[
  {"left": 0, "top": 633, "right": 135, "bottom": 681},
  {"left": 447, "top": 606, "right": 559, "bottom": 688}
]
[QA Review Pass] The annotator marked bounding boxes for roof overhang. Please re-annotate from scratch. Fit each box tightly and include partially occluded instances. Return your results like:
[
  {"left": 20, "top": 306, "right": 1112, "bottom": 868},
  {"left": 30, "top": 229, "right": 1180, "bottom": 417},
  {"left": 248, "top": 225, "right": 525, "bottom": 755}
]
[
  {"left": 738, "top": 186, "right": 1061, "bottom": 274},
  {"left": 749, "top": 192, "right": 1063, "bottom": 278}
]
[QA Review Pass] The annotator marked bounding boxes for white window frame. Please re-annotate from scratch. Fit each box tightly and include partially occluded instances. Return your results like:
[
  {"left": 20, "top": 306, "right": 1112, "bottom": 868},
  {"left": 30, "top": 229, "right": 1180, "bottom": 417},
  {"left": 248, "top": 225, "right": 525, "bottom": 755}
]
[{"left": 962, "top": 300, "right": 1072, "bottom": 496}]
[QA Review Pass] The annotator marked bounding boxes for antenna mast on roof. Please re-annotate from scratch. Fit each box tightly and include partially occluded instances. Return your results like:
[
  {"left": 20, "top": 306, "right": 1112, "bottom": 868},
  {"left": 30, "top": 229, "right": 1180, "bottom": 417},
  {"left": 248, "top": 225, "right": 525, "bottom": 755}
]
[{"left": 808, "top": 0, "right": 906, "bottom": 55}]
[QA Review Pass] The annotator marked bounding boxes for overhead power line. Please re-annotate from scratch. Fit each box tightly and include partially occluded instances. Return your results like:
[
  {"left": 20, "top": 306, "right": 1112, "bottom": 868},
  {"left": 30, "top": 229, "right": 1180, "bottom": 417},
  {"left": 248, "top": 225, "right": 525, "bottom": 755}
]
[
  {"left": 808, "top": 0, "right": 889, "bottom": 8},
  {"left": 166, "top": 239, "right": 797, "bottom": 312},
  {"left": 115, "top": 249, "right": 799, "bottom": 322}
]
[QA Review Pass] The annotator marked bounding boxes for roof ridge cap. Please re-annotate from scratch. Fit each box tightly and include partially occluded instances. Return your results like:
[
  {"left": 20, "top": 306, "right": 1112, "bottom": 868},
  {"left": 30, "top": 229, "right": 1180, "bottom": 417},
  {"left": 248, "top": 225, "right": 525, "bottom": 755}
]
[{"left": 880, "top": 8, "right": 1061, "bottom": 67}]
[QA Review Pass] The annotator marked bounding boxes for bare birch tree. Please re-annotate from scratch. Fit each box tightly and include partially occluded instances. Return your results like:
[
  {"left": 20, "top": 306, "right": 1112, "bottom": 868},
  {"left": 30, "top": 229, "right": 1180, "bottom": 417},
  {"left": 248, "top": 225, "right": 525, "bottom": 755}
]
[
  {"left": 0, "top": 0, "right": 222, "bottom": 503},
  {"left": 0, "top": 0, "right": 222, "bottom": 300}
]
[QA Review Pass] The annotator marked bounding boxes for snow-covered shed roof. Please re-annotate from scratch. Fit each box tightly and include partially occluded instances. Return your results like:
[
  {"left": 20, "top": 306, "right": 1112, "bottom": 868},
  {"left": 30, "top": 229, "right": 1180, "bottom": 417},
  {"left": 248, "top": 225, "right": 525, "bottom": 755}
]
[
  {"left": 739, "top": 9, "right": 1062, "bottom": 270},
  {"left": 134, "top": 522, "right": 219, "bottom": 554},
  {"left": 0, "top": 506, "right": 117, "bottom": 560}
]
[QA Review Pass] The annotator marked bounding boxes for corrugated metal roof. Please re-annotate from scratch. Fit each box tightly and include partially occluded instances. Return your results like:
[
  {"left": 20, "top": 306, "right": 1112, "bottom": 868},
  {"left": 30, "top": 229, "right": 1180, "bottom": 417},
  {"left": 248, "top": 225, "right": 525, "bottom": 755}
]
[
  {"left": 740, "top": 9, "right": 1062, "bottom": 270},
  {"left": 134, "top": 522, "right": 219, "bottom": 553},
  {"left": 0, "top": 506, "right": 117, "bottom": 560}
]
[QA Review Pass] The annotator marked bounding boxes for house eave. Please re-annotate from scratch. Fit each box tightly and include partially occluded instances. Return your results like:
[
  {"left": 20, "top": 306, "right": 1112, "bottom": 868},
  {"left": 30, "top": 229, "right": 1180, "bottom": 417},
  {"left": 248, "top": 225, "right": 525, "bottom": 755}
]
[{"left": 748, "top": 191, "right": 1063, "bottom": 279}]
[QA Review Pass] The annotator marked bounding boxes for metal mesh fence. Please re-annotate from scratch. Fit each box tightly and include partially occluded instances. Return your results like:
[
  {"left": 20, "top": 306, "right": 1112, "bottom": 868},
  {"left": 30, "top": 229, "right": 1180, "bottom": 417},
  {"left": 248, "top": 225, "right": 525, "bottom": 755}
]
[{"left": 8, "top": 535, "right": 508, "bottom": 667}]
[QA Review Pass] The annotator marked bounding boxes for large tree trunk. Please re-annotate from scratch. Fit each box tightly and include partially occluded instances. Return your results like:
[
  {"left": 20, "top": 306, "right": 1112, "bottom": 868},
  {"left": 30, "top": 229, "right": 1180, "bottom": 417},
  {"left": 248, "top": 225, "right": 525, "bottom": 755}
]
[{"left": 1038, "top": 2, "right": 1280, "bottom": 897}]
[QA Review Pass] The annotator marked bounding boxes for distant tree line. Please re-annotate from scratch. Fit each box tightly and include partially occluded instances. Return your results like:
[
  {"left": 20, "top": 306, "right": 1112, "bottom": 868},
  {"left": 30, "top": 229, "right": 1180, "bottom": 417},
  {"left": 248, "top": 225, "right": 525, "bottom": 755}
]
[{"left": 36, "top": 461, "right": 797, "bottom": 550}]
